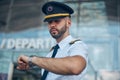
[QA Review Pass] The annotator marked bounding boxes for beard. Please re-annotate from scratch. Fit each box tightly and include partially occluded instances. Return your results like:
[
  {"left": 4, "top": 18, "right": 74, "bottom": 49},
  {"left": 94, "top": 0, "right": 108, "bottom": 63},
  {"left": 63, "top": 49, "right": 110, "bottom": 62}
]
[{"left": 49, "top": 26, "right": 67, "bottom": 39}]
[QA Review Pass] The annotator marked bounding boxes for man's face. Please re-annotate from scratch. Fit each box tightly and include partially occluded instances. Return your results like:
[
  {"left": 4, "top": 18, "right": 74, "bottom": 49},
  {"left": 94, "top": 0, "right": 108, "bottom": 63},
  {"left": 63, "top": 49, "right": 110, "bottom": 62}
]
[{"left": 47, "top": 18, "right": 69, "bottom": 39}]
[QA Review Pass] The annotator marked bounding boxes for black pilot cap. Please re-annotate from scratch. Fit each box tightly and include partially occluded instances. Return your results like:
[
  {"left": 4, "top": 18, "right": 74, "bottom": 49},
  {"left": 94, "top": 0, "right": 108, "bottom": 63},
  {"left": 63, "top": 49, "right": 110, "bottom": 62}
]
[{"left": 42, "top": 1, "right": 74, "bottom": 22}]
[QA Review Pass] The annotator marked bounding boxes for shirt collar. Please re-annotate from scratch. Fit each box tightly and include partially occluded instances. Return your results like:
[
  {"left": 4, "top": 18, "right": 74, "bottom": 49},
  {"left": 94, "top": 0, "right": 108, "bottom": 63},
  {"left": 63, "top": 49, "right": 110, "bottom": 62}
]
[{"left": 58, "top": 35, "right": 73, "bottom": 50}]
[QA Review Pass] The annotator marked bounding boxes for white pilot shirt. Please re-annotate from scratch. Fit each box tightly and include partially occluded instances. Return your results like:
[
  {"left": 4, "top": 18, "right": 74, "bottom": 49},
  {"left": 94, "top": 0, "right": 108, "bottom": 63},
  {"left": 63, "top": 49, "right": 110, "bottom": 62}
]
[{"left": 41, "top": 35, "right": 88, "bottom": 80}]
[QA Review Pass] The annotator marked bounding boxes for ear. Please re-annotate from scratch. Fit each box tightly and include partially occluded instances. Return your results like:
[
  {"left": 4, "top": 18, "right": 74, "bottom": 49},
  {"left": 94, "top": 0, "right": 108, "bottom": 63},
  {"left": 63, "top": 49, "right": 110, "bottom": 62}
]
[{"left": 67, "top": 19, "right": 71, "bottom": 27}]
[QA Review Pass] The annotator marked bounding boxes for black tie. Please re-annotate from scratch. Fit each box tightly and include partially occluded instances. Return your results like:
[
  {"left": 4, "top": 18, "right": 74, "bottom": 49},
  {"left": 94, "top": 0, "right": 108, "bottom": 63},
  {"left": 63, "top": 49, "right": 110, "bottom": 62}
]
[{"left": 41, "top": 44, "right": 59, "bottom": 80}]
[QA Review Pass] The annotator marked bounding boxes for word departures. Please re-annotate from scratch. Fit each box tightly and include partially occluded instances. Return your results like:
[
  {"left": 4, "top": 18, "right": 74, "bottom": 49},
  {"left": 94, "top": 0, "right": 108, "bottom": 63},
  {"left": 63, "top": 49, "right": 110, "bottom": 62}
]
[{"left": 0, "top": 38, "right": 55, "bottom": 50}]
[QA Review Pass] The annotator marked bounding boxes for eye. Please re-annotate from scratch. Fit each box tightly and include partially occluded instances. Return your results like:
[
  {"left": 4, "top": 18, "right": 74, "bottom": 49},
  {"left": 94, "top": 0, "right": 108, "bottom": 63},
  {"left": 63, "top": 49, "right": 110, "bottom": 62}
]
[
  {"left": 48, "top": 21, "right": 52, "bottom": 24},
  {"left": 54, "top": 19, "right": 61, "bottom": 23},
  {"left": 48, "top": 19, "right": 61, "bottom": 24}
]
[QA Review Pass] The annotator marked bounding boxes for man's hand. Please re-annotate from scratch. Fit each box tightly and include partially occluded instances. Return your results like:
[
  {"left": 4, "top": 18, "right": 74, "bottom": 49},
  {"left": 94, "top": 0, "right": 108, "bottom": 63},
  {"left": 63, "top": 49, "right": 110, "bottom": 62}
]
[{"left": 17, "top": 55, "right": 29, "bottom": 70}]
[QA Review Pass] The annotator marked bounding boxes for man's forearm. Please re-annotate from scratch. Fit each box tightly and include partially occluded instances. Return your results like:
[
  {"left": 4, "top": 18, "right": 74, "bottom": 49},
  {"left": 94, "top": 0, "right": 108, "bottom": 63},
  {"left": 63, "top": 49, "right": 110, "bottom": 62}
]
[{"left": 32, "top": 55, "right": 86, "bottom": 75}]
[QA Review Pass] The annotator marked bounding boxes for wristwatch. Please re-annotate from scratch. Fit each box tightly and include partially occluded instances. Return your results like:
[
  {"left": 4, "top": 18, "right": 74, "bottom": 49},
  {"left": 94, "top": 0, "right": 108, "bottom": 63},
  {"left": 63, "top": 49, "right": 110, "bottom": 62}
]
[{"left": 28, "top": 55, "right": 35, "bottom": 68}]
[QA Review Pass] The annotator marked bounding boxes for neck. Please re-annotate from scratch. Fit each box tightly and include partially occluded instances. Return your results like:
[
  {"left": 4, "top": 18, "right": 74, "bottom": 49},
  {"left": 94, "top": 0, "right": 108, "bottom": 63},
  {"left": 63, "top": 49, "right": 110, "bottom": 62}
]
[{"left": 56, "top": 33, "right": 70, "bottom": 43}]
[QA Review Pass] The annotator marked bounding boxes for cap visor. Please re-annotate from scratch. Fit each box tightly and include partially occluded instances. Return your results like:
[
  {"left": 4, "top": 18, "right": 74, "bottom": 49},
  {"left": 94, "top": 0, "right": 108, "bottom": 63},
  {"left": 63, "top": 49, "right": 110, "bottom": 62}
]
[{"left": 44, "top": 16, "right": 66, "bottom": 22}]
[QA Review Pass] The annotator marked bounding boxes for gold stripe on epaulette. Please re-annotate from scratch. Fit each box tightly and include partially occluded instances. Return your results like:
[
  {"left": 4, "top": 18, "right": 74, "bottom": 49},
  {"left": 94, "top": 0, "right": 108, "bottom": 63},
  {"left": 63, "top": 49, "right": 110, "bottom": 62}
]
[{"left": 69, "top": 39, "right": 81, "bottom": 45}]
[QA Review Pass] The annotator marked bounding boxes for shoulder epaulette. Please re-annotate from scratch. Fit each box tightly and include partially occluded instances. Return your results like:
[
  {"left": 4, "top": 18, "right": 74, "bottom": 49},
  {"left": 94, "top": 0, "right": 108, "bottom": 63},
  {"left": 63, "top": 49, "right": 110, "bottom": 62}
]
[{"left": 69, "top": 39, "right": 81, "bottom": 45}]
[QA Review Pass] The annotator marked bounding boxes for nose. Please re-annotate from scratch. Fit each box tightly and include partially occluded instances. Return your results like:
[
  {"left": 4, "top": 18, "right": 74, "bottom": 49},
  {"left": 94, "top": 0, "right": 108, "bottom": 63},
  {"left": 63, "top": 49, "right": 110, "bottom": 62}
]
[{"left": 49, "top": 21, "right": 56, "bottom": 28}]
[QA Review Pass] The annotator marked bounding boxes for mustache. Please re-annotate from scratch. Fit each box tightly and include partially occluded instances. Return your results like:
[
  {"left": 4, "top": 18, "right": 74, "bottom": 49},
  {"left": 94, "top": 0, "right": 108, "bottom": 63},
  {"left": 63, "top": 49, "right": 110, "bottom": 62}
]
[{"left": 50, "top": 28, "right": 58, "bottom": 32}]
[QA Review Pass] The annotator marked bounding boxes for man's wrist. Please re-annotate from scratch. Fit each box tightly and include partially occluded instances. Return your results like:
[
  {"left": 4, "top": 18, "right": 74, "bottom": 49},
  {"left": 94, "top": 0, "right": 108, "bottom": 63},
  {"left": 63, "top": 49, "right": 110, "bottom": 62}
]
[{"left": 28, "top": 55, "right": 36, "bottom": 68}]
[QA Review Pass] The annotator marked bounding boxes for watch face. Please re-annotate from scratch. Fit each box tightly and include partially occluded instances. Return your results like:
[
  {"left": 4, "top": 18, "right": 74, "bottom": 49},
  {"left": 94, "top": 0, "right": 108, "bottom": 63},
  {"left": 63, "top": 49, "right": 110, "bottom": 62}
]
[{"left": 28, "top": 56, "right": 37, "bottom": 69}]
